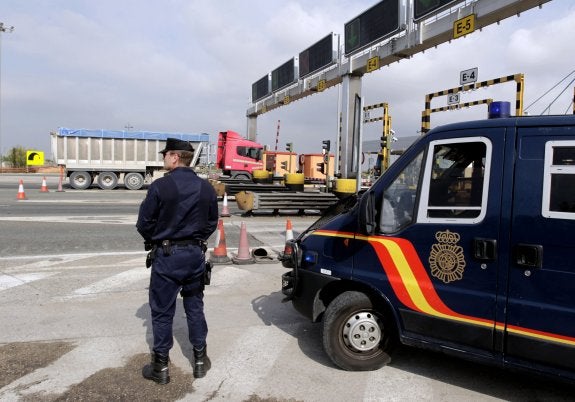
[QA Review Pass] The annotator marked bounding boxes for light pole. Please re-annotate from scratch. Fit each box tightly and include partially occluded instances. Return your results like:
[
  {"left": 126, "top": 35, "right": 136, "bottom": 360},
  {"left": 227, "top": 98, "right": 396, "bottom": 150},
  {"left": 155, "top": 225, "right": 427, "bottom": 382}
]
[{"left": 0, "top": 22, "right": 14, "bottom": 172}]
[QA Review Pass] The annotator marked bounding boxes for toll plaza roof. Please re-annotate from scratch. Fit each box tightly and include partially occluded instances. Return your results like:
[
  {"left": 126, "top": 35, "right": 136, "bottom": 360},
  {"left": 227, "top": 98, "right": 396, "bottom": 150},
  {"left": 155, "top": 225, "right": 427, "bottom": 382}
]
[{"left": 57, "top": 128, "right": 209, "bottom": 142}]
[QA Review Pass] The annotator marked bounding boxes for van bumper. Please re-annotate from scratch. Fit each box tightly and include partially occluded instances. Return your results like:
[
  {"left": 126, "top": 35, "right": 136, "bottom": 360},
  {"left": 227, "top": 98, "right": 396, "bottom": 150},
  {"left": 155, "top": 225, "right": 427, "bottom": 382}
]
[{"left": 282, "top": 268, "right": 338, "bottom": 322}]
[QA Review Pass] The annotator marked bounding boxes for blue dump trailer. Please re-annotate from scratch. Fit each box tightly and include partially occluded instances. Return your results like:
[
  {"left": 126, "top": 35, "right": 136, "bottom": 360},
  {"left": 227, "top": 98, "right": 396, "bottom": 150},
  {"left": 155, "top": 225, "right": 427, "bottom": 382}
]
[{"left": 51, "top": 128, "right": 209, "bottom": 190}]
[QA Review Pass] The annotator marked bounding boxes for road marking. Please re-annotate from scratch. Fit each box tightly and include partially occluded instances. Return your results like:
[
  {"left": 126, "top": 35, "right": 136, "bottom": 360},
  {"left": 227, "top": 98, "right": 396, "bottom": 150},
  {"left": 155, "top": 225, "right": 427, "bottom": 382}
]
[
  {"left": 0, "top": 273, "right": 55, "bottom": 291},
  {"left": 192, "top": 325, "right": 291, "bottom": 400},
  {"left": 0, "top": 216, "right": 137, "bottom": 225},
  {"left": 67, "top": 268, "right": 150, "bottom": 298},
  {"left": 0, "top": 251, "right": 145, "bottom": 261},
  {"left": 0, "top": 337, "right": 143, "bottom": 398}
]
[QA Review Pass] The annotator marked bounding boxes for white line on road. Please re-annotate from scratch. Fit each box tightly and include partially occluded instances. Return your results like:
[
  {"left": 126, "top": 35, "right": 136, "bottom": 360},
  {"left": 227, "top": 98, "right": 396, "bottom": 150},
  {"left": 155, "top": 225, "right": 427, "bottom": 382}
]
[
  {"left": 192, "top": 325, "right": 291, "bottom": 400},
  {"left": 0, "top": 272, "right": 55, "bottom": 291},
  {"left": 61, "top": 267, "right": 151, "bottom": 299}
]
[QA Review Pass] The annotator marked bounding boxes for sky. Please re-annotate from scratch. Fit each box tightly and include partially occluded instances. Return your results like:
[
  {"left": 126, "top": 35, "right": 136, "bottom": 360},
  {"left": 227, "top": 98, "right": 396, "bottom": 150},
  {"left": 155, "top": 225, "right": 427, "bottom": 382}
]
[{"left": 1, "top": 0, "right": 574, "bottom": 159}]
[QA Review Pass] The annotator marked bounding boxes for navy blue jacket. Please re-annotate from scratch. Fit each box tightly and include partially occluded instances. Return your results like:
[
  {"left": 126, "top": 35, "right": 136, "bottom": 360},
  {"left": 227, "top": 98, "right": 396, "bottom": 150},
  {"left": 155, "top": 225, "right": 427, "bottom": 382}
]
[{"left": 136, "top": 167, "right": 218, "bottom": 243}]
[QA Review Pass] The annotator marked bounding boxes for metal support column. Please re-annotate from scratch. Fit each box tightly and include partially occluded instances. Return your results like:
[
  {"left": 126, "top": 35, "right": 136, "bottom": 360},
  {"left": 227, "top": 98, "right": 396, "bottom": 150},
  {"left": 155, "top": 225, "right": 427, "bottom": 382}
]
[{"left": 339, "top": 74, "right": 362, "bottom": 181}]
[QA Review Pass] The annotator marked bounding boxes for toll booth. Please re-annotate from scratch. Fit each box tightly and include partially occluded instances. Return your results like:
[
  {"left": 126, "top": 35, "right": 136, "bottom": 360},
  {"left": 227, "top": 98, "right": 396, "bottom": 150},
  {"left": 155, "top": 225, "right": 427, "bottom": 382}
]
[
  {"left": 301, "top": 153, "right": 335, "bottom": 181},
  {"left": 263, "top": 151, "right": 297, "bottom": 176}
]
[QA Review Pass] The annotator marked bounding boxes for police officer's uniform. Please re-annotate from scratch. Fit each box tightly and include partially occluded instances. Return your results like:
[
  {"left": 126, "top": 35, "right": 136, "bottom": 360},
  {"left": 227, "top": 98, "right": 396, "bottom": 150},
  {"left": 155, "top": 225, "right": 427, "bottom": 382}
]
[{"left": 136, "top": 138, "right": 218, "bottom": 383}]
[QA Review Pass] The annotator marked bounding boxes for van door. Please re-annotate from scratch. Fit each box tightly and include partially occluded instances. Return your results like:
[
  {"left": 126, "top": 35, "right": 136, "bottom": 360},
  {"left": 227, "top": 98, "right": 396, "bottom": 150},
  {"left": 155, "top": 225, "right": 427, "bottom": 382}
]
[
  {"left": 505, "top": 127, "right": 575, "bottom": 374},
  {"left": 359, "top": 127, "right": 507, "bottom": 357}
]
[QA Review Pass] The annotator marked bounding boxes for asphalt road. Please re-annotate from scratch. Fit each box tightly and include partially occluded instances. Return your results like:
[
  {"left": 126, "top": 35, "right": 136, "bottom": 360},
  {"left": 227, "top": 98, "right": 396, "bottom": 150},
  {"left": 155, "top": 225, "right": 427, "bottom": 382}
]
[{"left": 0, "top": 174, "right": 573, "bottom": 401}]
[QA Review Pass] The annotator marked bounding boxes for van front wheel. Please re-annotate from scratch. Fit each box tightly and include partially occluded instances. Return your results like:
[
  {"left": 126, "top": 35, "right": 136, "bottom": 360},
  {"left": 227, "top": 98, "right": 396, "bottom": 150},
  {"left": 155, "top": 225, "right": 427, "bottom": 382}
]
[{"left": 322, "top": 291, "right": 393, "bottom": 371}]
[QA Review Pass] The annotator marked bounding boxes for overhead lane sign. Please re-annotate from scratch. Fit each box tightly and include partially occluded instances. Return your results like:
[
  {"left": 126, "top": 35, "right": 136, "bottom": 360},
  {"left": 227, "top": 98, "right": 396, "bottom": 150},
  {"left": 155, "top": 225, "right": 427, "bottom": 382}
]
[
  {"left": 252, "top": 74, "right": 270, "bottom": 103},
  {"left": 299, "top": 33, "right": 337, "bottom": 78},
  {"left": 344, "top": 0, "right": 400, "bottom": 56},
  {"left": 271, "top": 58, "right": 298, "bottom": 92},
  {"left": 414, "top": 0, "right": 464, "bottom": 21}
]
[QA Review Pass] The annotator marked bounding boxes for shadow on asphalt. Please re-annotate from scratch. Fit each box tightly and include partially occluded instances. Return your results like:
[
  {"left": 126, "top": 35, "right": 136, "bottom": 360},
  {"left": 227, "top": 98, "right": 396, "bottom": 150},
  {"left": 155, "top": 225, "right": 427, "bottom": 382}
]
[{"left": 250, "top": 291, "right": 575, "bottom": 400}]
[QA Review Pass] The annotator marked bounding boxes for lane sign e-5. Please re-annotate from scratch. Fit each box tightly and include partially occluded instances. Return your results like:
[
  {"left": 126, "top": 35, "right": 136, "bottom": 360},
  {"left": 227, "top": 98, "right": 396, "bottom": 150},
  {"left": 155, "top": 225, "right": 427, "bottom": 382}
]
[
  {"left": 460, "top": 67, "right": 478, "bottom": 85},
  {"left": 453, "top": 14, "right": 475, "bottom": 39}
]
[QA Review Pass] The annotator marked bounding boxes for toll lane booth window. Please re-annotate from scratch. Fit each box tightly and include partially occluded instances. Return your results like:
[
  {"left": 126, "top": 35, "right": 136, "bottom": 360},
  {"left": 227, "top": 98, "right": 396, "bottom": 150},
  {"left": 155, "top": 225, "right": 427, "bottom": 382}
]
[
  {"left": 543, "top": 142, "right": 575, "bottom": 219},
  {"left": 418, "top": 138, "right": 492, "bottom": 224}
]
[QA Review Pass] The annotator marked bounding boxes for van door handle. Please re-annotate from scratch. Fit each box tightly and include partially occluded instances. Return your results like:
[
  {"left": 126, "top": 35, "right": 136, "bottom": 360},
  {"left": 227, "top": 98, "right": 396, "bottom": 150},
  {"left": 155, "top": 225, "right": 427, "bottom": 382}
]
[
  {"left": 473, "top": 238, "right": 497, "bottom": 261},
  {"left": 514, "top": 243, "right": 543, "bottom": 269}
]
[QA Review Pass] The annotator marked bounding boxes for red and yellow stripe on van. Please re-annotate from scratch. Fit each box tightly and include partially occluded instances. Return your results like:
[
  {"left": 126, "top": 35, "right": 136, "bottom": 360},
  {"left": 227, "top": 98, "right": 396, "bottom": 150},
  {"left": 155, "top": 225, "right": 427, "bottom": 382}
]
[{"left": 313, "top": 229, "right": 575, "bottom": 347}]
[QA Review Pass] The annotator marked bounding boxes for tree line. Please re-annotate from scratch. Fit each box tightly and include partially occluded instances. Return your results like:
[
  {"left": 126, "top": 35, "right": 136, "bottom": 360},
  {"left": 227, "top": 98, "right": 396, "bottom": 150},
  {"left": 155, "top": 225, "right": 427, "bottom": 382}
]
[{"left": 1, "top": 146, "right": 29, "bottom": 168}]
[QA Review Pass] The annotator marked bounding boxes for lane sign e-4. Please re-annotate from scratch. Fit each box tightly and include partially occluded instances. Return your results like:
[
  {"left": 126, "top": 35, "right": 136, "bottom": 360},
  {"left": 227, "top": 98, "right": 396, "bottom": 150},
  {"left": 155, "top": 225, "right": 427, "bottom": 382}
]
[{"left": 460, "top": 67, "right": 478, "bottom": 85}]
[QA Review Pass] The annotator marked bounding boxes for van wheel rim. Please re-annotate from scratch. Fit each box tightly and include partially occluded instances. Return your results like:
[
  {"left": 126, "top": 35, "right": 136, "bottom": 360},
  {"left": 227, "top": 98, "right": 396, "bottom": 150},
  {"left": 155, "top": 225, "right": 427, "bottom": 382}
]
[{"left": 342, "top": 312, "right": 381, "bottom": 352}]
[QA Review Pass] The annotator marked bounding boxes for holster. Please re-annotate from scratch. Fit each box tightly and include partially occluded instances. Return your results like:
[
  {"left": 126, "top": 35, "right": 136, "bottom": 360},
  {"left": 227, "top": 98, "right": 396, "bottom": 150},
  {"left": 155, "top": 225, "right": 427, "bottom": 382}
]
[
  {"left": 204, "top": 260, "right": 213, "bottom": 286},
  {"left": 146, "top": 245, "right": 157, "bottom": 268}
]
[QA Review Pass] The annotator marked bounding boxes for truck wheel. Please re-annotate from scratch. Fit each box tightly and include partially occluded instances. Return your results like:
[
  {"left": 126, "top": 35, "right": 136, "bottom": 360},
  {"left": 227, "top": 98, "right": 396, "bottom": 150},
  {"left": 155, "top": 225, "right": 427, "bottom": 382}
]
[
  {"left": 232, "top": 173, "right": 251, "bottom": 180},
  {"left": 97, "top": 172, "right": 118, "bottom": 190},
  {"left": 322, "top": 291, "right": 394, "bottom": 371},
  {"left": 69, "top": 171, "right": 92, "bottom": 190},
  {"left": 124, "top": 172, "right": 144, "bottom": 190}
]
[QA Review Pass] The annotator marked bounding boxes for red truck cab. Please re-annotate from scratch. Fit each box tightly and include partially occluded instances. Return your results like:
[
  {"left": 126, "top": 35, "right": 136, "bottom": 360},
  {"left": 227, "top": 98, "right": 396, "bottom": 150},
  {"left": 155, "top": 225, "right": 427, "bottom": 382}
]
[{"left": 217, "top": 130, "right": 263, "bottom": 180}]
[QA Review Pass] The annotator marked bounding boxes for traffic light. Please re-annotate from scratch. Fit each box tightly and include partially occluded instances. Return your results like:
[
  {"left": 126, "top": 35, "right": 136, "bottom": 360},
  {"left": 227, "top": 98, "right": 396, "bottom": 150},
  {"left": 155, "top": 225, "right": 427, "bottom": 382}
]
[
  {"left": 280, "top": 161, "right": 288, "bottom": 170},
  {"left": 286, "top": 142, "right": 293, "bottom": 152},
  {"left": 381, "top": 135, "right": 390, "bottom": 149},
  {"left": 322, "top": 140, "right": 331, "bottom": 153},
  {"left": 316, "top": 162, "right": 325, "bottom": 174}
]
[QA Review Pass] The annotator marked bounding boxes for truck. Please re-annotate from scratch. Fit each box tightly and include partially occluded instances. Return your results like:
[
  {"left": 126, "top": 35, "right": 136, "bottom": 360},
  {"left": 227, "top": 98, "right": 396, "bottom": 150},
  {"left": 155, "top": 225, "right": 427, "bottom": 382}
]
[
  {"left": 216, "top": 130, "right": 264, "bottom": 180},
  {"left": 281, "top": 112, "right": 575, "bottom": 382},
  {"left": 51, "top": 128, "right": 209, "bottom": 190}
]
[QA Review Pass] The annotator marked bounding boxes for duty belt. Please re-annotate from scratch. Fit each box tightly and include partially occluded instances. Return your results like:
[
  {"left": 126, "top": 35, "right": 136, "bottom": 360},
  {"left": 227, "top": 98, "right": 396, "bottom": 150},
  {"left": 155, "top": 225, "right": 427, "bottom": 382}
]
[
  {"left": 157, "top": 239, "right": 202, "bottom": 246},
  {"left": 157, "top": 238, "right": 208, "bottom": 256}
]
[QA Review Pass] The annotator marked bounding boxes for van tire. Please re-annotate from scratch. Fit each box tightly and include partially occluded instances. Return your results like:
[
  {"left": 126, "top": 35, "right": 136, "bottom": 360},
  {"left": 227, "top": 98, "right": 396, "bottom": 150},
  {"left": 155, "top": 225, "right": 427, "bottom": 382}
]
[{"left": 322, "top": 291, "right": 393, "bottom": 371}]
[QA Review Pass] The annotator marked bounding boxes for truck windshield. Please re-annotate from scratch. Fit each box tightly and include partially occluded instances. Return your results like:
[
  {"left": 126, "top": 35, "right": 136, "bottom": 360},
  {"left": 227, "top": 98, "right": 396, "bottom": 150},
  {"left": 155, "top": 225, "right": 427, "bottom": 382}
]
[{"left": 237, "top": 146, "right": 262, "bottom": 161}]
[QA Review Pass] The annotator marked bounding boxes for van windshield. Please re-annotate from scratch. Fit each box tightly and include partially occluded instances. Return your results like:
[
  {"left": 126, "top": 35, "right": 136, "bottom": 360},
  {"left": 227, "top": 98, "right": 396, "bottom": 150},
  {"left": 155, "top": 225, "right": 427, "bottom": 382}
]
[{"left": 302, "top": 194, "right": 360, "bottom": 237}]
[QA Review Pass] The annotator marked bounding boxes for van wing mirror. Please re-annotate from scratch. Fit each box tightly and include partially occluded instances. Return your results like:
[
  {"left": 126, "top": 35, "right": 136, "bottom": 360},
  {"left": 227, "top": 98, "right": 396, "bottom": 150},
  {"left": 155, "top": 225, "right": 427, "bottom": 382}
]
[{"left": 359, "top": 191, "right": 376, "bottom": 235}]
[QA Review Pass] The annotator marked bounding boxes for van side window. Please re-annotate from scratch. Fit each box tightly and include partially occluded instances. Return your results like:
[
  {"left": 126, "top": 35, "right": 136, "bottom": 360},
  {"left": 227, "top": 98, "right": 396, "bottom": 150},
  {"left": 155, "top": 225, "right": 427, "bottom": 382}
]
[
  {"left": 418, "top": 137, "right": 492, "bottom": 223},
  {"left": 380, "top": 152, "right": 423, "bottom": 233},
  {"left": 542, "top": 141, "right": 575, "bottom": 219}
]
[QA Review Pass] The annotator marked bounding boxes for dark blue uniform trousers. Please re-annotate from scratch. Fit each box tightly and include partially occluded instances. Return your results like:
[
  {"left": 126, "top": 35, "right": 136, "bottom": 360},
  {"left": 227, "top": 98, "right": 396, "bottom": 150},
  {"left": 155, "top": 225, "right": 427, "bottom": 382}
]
[{"left": 149, "top": 244, "right": 207, "bottom": 356}]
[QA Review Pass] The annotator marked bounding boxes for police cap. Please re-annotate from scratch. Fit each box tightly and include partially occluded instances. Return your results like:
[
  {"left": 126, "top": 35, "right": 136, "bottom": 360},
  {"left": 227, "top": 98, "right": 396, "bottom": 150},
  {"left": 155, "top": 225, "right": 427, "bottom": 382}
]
[{"left": 160, "top": 138, "right": 195, "bottom": 155}]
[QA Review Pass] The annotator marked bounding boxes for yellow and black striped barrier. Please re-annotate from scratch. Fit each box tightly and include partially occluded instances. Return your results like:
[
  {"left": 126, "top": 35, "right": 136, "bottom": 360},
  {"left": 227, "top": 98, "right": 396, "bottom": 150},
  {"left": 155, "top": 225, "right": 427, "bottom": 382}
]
[{"left": 421, "top": 73, "right": 524, "bottom": 134}]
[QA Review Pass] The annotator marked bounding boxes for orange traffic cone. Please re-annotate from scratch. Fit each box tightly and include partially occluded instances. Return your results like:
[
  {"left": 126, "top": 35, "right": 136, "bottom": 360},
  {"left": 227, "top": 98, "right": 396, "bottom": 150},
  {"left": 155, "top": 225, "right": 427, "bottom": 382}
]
[
  {"left": 56, "top": 166, "right": 65, "bottom": 192},
  {"left": 233, "top": 221, "right": 255, "bottom": 265},
  {"left": 16, "top": 179, "right": 27, "bottom": 200},
  {"left": 40, "top": 176, "right": 49, "bottom": 192},
  {"left": 220, "top": 192, "right": 231, "bottom": 217},
  {"left": 285, "top": 219, "right": 294, "bottom": 242},
  {"left": 209, "top": 219, "right": 231, "bottom": 264},
  {"left": 279, "top": 219, "right": 295, "bottom": 261}
]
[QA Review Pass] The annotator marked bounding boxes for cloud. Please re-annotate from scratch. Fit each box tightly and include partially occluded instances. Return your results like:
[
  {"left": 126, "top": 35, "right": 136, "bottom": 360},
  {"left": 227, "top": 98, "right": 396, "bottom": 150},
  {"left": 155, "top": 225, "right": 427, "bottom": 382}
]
[{"left": 1, "top": 0, "right": 573, "bottom": 156}]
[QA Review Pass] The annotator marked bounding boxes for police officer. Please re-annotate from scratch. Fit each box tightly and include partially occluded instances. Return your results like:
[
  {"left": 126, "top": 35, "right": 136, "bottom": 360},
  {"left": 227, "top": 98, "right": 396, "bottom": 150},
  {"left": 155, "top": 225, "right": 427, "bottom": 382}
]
[{"left": 136, "top": 138, "right": 218, "bottom": 384}]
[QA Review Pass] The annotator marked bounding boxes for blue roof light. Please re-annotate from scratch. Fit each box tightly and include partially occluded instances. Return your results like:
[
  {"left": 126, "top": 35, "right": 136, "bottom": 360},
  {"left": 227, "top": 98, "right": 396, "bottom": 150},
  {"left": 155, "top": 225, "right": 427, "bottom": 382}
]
[{"left": 488, "top": 101, "right": 511, "bottom": 119}]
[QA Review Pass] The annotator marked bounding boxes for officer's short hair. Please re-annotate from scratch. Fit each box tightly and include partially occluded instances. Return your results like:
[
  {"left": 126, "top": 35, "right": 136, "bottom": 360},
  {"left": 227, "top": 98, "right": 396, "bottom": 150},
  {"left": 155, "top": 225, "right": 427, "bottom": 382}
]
[{"left": 177, "top": 150, "right": 193, "bottom": 166}]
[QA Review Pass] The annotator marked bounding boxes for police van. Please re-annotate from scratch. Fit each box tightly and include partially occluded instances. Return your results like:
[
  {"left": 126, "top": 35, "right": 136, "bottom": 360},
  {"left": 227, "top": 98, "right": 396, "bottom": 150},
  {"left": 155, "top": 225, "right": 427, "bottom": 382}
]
[{"left": 281, "top": 112, "right": 575, "bottom": 381}]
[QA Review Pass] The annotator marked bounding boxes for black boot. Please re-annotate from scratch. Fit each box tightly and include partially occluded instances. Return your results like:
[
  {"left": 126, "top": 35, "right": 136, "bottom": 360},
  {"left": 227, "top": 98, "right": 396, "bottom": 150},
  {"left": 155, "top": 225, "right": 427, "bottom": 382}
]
[
  {"left": 142, "top": 353, "right": 170, "bottom": 384},
  {"left": 193, "top": 346, "right": 211, "bottom": 378}
]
